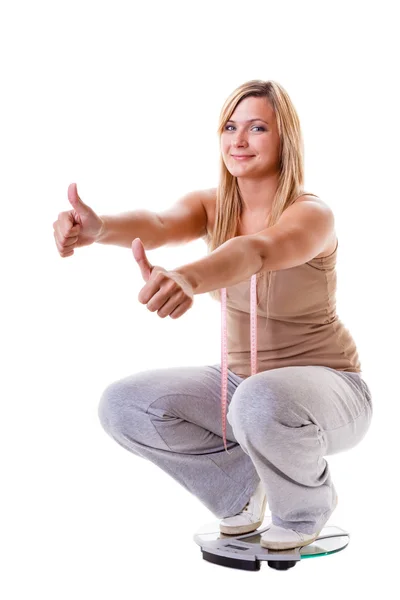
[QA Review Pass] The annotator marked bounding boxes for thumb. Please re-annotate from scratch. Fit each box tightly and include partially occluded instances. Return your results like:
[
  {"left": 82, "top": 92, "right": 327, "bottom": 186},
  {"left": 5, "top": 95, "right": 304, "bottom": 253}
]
[
  {"left": 132, "top": 238, "right": 153, "bottom": 282},
  {"left": 67, "top": 183, "right": 91, "bottom": 217}
]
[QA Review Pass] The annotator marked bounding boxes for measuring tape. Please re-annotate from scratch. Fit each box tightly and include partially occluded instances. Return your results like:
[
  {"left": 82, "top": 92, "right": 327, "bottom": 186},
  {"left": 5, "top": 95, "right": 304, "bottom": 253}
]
[{"left": 221, "top": 274, "right": 258, "bottom": 452}]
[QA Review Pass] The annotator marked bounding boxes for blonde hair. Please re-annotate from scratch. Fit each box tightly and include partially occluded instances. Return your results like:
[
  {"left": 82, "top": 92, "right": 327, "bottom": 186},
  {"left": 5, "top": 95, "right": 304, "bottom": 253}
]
[{"left": 206, "top": 79, "right": 316, "bottom": 318}]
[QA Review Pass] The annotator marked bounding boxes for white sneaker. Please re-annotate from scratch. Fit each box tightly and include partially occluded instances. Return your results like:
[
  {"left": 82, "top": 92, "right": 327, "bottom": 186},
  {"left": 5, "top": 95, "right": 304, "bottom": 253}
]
[
  {"left": 219, "top": 480, "right": 267, "bottom": 535},
  {"left": 260, "top": 493, "right": 339, "bottom": 550},
  {"left": 260, "top": 525, "right": 321, "bottom": 550}
]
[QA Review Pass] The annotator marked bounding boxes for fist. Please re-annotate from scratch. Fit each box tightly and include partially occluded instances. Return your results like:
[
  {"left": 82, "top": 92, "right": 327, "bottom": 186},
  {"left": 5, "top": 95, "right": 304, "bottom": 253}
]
[{"left": 132, "top": 238, "right": 194, "bottom": 319}]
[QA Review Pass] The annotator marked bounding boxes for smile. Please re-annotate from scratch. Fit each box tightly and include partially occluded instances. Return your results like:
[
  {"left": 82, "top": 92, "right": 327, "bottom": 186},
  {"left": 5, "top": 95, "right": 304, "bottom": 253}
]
[{"left": 232, "top": 155, "right": 254, "bottom": 160}]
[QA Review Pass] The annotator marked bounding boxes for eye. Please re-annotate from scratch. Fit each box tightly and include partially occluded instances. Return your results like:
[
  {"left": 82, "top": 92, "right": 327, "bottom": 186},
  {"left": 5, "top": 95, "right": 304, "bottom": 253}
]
[{"left": 224, "top": 125, "right": 266, "bottom": 132}]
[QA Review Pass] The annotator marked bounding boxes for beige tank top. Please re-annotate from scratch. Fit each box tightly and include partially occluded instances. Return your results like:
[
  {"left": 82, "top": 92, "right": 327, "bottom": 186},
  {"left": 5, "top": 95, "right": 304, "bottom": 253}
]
[{"left": 222, "top": 238, "right": 361, "bottom": 379}]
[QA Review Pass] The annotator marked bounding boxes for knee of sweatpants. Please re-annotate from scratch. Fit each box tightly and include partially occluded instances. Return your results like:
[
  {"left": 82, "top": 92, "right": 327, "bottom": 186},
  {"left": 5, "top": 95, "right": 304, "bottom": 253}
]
[
  {"left": 227, "top": 379, "right": 280, "bottom": 442},
  {"left": 98, "top": 381, "right": 120, "bottom": 435},
  {"left": 226, "top": 393, "right": 253, "bottom": 440},
  {"left": 97, "top": 378, "right": 141, "bottom": 437}
]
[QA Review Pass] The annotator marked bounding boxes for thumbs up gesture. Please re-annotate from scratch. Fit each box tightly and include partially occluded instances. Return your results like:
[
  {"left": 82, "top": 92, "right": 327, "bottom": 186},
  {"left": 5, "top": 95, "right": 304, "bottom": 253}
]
[
  {"left": 53, "top": 183, "right": 105, "bottom": 257},
  {"left": 132, "top": 238, "right": 194, "bottom": 319}
]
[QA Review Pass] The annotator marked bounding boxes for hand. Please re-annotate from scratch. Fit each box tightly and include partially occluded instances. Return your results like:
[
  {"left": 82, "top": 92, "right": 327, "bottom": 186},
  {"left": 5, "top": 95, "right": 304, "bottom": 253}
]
[
  {"left": 132, "top": 238, "right": 194, "bottom": 319},
  {"left": 53, "top": 183, "right": 105, "bottom": 257}
]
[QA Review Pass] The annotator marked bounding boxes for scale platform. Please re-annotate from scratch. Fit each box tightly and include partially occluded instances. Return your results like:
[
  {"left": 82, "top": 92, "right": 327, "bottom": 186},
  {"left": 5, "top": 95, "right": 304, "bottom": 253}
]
[{"left": 194, "top": 515, "right": 349, "bottom": 571}]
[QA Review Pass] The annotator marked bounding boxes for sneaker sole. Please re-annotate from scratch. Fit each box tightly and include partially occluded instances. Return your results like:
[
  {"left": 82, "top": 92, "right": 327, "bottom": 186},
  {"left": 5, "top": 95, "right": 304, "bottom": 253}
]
[{"left": 219, "top": 494, "right": 267, "bottom": 535}]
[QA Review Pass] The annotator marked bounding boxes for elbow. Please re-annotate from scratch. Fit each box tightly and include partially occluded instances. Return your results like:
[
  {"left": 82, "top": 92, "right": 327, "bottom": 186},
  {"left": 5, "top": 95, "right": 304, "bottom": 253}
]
[{"left": 246, "top": 235, "right": 267, "bottom": 275}]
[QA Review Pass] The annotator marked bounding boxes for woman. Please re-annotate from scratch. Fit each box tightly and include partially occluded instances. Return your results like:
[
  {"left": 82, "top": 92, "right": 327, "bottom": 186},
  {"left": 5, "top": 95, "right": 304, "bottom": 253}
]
[{"left": 54, "top": 80, "right": 373, "bottom": 551}]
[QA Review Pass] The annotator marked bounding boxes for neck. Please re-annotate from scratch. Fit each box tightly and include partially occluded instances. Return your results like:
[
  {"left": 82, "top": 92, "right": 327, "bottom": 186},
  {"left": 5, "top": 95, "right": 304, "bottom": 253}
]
[{"left": 237, "top": 173, "right": 280, "bottom": 213}]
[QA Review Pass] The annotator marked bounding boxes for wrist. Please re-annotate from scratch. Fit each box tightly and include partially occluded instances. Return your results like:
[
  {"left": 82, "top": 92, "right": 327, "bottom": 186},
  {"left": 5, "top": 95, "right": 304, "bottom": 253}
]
[
  {"left": 174, "top": 266, "right": 200, "bottom": 294},
  {"left": 95, "top": 218, "right": 106, "bottom": 242}
]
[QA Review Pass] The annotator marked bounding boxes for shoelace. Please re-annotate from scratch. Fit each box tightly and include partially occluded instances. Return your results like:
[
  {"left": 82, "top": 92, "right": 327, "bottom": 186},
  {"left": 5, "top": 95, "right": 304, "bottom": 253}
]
[{"left": 221, "top": 274, "right": 258, "bottom": 453}]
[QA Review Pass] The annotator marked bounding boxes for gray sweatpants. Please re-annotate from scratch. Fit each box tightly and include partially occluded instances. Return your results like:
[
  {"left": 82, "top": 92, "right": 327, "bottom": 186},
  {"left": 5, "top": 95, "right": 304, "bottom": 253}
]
[{"left": 98, "top": 364, "right": 373, "bottom": 535}]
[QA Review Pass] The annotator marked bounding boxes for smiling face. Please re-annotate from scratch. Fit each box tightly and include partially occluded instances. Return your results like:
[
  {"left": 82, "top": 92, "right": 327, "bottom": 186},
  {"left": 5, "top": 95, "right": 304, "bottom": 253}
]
[{"left": 220, "top": 96, "right": 281, "bottom": 179}]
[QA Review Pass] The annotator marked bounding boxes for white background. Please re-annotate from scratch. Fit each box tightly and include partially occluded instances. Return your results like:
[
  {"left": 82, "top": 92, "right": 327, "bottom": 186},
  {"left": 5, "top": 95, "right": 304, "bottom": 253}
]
[{"left": 1, "top": 0, "right": 398, "bottom": 596}]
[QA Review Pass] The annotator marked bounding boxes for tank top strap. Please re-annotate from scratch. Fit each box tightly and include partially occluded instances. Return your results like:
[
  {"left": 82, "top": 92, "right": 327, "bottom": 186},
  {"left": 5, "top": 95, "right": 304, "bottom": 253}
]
[{"left": 294, "top": 192, "right": 320, "bottom": 201}]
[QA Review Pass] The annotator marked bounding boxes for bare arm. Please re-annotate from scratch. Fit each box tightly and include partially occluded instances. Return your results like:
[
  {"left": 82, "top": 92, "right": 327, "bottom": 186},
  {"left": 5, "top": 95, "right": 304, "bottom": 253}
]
[
  {"left": 96, "top": 210, "right": 164, "bottom": 250},
  {"left": 96, "top": 189, "right": 209, "bottom": 251},
  {"left": 175, "top": 200, "right": 334, "bottom": 294},
  {"left": 54, "top": 183, "right": 208, "bottom": 257},
  {"left": 175, "top": 236, "right": 262, "bottom": 294}
]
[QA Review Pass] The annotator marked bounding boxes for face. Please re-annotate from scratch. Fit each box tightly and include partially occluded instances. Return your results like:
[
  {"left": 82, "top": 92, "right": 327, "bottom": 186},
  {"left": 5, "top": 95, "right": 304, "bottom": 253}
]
[{"left": 220, "top": 96, "right": 281, "bottom": 178}]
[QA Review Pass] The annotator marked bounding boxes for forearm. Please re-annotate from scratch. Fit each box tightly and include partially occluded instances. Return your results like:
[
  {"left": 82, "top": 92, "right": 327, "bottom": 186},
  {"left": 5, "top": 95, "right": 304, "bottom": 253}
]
[
  {"left": 96, "top": 210, "right": 164, "bottom": 250},
  {"left": 174, "top": 236, "right": 263, "bottom": 295}
]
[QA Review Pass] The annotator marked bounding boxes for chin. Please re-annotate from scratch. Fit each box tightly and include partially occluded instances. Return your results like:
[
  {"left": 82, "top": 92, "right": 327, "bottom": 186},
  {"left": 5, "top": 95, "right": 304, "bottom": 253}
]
[{"left": 228, "top": 165, "right": 255, "bottom": 175}]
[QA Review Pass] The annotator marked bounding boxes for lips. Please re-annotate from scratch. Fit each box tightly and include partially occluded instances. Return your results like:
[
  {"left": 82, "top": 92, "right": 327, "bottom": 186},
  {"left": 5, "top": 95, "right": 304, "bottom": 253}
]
[{"left": 231, "top": 155, "right": 255, "bottom": 161}]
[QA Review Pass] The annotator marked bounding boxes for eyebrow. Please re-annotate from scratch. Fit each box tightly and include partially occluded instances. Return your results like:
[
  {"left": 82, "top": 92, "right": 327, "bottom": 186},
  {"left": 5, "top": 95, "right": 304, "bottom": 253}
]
[{"left": 226, "top": 118, "right": 269, "bottom": 124}]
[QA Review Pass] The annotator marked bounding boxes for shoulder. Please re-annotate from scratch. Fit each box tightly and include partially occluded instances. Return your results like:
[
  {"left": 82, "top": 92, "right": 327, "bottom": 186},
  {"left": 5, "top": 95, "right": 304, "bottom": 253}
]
[
  {"left": 293, "top": 194, "right": 335, "bottom": 222},
  {"left": 206, "top": 187, "right": 218, "bottom": 203},
  {"left": 296, "top": 193, "right": 333, "bottom": 210},
  {"left": 292, "top": 195, "right": 336, "bottom": 258}
]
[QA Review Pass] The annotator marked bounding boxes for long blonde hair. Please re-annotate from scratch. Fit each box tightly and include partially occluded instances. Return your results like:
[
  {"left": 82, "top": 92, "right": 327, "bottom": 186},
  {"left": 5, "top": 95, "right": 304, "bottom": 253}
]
[{"left": 206, "top": 79, "right": 315, "bottom": 315}]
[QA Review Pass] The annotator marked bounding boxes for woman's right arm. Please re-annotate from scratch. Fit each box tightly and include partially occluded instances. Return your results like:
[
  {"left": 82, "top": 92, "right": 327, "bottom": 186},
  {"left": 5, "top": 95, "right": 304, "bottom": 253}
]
[
  {"left": 53, "top": 183, "right": 209, "bottom": 258},
  {"left": 96, "top": 211, "right": 164, "bottom": 250}
]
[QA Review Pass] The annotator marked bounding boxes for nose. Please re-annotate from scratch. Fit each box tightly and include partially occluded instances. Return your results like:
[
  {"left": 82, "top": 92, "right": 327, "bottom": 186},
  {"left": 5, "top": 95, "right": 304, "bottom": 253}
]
[
  {"left": 232, "top": 130, "right": 249, "bottom": 148},
  {"left": 233, "top": 136, "right": 248, "bottom": 148}
]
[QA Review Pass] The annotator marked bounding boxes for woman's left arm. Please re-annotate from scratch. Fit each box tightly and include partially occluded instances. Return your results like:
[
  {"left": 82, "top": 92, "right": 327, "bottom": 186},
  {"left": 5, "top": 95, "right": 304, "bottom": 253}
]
[{"left": 175, "top": 200, "right": 335, "bottom": 295}]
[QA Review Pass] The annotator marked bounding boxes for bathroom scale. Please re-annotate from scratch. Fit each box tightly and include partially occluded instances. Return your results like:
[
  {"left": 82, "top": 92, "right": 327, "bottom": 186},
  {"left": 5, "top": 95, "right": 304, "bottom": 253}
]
[{"left": 194, "top": 515, "right": 349, "bottom": 571}]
